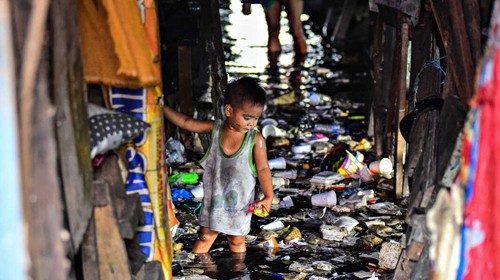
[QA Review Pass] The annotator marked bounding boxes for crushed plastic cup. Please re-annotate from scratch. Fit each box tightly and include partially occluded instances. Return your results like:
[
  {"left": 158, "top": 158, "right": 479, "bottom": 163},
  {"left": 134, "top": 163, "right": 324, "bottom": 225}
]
[
  {"left": 368, "top": 158, "right": 393, "bottom": 179},
  {"left": 268, "top": 157, "right": 287, "bottom": 170},
  {"left": 311, "top": 191, "right": 337, "bottom": 207},
  {"left": 262, "top": 124, "right": 287, "bottom": 138}
]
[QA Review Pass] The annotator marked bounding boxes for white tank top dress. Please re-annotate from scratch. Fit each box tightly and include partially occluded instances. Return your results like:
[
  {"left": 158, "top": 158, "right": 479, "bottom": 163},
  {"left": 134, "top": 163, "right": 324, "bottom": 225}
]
[{"left": 198, "top": 119, "right": 258, "bottom": 236}]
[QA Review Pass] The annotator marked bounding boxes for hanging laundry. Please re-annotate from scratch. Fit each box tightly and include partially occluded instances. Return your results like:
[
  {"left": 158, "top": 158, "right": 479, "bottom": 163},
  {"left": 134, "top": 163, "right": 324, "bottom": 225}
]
[{"left": 77, "top": 0, "right": 160, "bottom": 87}]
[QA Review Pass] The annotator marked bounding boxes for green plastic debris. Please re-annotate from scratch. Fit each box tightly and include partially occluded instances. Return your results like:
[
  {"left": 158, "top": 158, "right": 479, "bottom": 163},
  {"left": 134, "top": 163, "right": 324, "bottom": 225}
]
[{"left": 168, "top": 172, "right": 199, "bottom": 185}]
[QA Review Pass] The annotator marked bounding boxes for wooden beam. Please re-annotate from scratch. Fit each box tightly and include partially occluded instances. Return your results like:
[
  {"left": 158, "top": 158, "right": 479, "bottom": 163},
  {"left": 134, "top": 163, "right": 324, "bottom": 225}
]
[
  {"left": 81, "top": 213, "right": 99, "bottom": 280},
  {"left": 394, "top": 22, "right": 410, "bottom": 198},
  {"left": 462, "top": 0, "right": 482, "bottom": 66},
  {"left": 430, "top": 0, "right": 475, "bottom": 104},
  {"left": 51, "top": 0, "right": 93, "bottom": 251},
  {"left": 25, "top": 49, "right": 68, "bottom": 280},
  {"left": 371, "top": 13, "right": 386, "bottom": 158},
  {"left": 11, "top": 0, "right": 67, "bottom": 278}
]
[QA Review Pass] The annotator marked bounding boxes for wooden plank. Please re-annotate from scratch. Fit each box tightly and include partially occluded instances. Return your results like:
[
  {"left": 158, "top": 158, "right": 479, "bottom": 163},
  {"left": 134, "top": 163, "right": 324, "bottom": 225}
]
[
  {"left": 25, "top": 48, "right": 68, "bottom": 280},
  {"left": 93, "top": 181, "right": 132, "bottom": 280},
  {"left": 462, "top": 0, "right": 481, "bottom": 66},
  {"left": 94, "top": 154, "right": 143, "bottom": 240},
  {"left": 11, "top": 0, "right": 67, "bottom": 278},
  {"left": 436, "top": 96, "right": 466, "bottom": 183},
  {"left": 382, "top": 25, "right": 401, "bottom": 158},
  {"left": 50, "top": 0, "right": 93, "bottom": 251},
  {"left": 394, "top": 22, "right": 410, "bottom": 198},
  {"left": 382, "top": 24, "right": 397, "bottom": 157},
  {"left": 371, "top": 13, "right": 386, "bottom": 157},
  {"left": 430, "top": 0, "right": 475, "bottom": 104},
  {"left": 82, "top": 213, "right": 99, "bottom": 280}
]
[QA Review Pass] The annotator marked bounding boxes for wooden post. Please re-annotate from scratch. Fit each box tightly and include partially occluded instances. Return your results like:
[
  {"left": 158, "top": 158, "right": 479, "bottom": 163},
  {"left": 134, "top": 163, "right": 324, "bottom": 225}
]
[
  {"left": 371, "top": 13, "right": 386, "bottom": 158},
  {"left": 11, "top": 0, "right": 67, "bottom": 278},
  {"left": 51, "top": 0, "right": 93, "bottom": 251},
  {"left": 430, "top": 0, "right": 475, "bottom": 104},
  {"left": 394, "top": 22, "right": 410, "bottom": 198},
  {"left": 198, "top": 0, "right": 227, "bottom": 119}
]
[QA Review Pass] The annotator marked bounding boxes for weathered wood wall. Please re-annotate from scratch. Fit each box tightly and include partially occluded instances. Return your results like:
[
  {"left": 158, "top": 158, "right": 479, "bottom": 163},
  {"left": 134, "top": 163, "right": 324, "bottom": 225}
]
[{"left": 368, "top": 0, "right": 489, "bottom": 278}]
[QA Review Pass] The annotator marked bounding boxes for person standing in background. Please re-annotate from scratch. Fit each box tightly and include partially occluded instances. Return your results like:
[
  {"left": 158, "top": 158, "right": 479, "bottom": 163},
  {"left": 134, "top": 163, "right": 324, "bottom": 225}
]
[{"left": 243, "top": 0, "right": 308, "bottom": 67}]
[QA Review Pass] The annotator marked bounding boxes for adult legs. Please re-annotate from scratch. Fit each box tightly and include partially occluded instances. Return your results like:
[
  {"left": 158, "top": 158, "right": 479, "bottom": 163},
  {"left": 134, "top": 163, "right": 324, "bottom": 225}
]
[
  {"left": 285, "top": 0, "right": 307, "bottom": 55},
  {"left": 264, "top": 1, "right": 282, "bottom": 54},
  {"left": 192, "top": 226, "right": 218, "bottom": 253}
]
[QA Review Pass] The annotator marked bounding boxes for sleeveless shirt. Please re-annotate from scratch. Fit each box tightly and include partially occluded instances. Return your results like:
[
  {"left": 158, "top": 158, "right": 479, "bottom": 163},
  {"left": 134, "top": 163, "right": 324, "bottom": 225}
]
[{"left": 198, "top": 119, "right": 258, "bottom": 236}]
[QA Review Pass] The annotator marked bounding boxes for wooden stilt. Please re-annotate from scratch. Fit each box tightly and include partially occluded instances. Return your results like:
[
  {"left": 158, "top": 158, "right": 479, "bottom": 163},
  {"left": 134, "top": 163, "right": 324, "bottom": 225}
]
[{"left": 394, "top": 22, "right": 410, "bottom": 199}]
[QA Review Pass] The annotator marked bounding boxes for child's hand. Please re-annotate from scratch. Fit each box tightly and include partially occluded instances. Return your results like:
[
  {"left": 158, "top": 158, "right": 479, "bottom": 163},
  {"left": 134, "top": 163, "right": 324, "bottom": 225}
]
[
  {"left": 256, "top": 197, "right": 272, "bottom": 213},
  {"left": 242, "top": 3, "right": 252, "bottom": 15}
]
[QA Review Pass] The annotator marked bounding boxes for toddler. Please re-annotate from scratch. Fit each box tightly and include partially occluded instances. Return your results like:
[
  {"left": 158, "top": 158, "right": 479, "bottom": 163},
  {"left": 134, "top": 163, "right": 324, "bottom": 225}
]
[{"left": 164, "top": 76, "right": 274, "bottom": 255}]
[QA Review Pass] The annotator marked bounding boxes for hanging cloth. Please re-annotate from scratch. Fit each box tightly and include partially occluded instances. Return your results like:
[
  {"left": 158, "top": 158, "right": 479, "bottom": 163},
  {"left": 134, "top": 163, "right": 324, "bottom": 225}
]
[{"left": 77, "top": 0, "right": 160, "bottom": 87}]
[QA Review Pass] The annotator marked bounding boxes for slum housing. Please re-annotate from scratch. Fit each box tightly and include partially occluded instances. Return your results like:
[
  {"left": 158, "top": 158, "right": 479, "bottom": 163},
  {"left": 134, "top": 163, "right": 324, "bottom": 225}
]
[{"left": 1, "top": 0, "right": 498, "bottom": 279}]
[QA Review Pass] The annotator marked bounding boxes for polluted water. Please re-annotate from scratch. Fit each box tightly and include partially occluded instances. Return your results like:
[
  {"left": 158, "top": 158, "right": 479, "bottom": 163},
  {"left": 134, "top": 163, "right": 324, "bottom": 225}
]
[{"left": 170, "top": 0, "right": 405, "bottom": 279}]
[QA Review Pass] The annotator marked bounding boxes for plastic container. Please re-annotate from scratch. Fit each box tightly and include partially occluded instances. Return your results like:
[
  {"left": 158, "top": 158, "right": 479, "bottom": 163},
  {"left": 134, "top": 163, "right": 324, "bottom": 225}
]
[
  {"left": 309, "top": 171, "right": 344, "bottom": 189},
  {"left": 311, "top": 191, "right": 337, "bottom": 207},
  {"left": 272, "top": 169, "right": 298, "bottom": 179},
  {"left": 314, "top": 123, "right": 349, "bottom": 136},
  {"left": 268, "top": 157, "right": 287, "bottom": 170}
]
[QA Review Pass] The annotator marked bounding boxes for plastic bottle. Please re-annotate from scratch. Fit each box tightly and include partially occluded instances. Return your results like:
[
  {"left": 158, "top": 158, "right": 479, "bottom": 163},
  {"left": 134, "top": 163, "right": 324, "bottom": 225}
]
[{"left": 314, "top": 123, "right": 349, "bottom": 136}]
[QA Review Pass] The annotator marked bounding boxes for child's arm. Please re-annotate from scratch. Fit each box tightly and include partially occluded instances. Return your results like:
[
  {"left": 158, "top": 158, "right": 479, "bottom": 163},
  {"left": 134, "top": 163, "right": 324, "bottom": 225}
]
[
  {"left": 253, "top": 133, "right": 274, "bottom": 212},
  {"left": 164, "top": 105, "right": 213, "bottom": 134}
]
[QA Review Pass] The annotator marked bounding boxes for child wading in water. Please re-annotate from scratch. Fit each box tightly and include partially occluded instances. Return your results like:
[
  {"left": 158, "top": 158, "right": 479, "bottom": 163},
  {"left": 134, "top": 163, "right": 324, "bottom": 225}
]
[{"left": 164, "top": 77, "right": 274, "bottom": 271}]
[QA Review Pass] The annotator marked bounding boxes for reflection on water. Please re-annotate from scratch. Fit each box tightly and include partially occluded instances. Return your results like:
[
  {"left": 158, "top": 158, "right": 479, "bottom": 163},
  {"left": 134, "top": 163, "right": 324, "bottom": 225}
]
[
  {"left": 223, "top": 0, "right": 321, "bottom": 75},
  {"left": 173, "top": 0, "right": 378, "bottom": 279}
]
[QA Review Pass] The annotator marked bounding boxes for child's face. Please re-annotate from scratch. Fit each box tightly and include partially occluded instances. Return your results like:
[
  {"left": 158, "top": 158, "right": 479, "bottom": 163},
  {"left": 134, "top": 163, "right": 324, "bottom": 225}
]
[{"left": 224, "top": 102, "right": 264, "bottom": 133}]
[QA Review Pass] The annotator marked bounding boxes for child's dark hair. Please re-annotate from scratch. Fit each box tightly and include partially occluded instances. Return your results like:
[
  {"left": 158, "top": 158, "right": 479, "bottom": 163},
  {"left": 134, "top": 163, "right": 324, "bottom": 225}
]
[{"left": 224, "top": 76, "right": 266, "bottom": 108}]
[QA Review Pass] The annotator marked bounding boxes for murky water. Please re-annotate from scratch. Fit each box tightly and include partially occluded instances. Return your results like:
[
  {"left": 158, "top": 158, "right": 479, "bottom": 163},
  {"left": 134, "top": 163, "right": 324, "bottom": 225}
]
[{"left": 172, "top": 1, "right": 402, "bottom": 279}]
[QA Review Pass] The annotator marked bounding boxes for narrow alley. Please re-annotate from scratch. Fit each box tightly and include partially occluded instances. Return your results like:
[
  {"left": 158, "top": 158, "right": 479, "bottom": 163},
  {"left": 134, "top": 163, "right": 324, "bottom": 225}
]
[
  {"left": 170, "top": 1, "right": 401, "bottom": 279},
  {"left": 2, "top": 0, "right": 499, "bottom": 280}
]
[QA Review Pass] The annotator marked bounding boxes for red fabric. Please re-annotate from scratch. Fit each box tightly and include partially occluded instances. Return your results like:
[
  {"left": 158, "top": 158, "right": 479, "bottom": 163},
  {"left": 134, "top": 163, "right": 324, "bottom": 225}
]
[{"left": 462, "top": 50, "right": 500, "bottom": 279}]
